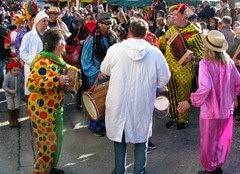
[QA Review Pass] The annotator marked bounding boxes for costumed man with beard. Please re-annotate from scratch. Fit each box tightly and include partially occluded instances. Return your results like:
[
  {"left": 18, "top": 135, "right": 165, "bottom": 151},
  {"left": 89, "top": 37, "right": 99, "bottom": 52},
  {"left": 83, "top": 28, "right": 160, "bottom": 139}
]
[
  {"left": 81, "top": 12, "right": 118, "bottom": 136},
  {"left": 158, "top": 3, "right": 204, "bottom": 130}
]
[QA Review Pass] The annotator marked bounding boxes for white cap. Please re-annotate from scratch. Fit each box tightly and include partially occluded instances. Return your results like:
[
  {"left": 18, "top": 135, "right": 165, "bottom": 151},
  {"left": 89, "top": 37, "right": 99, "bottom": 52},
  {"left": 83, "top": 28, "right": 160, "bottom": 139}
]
[{"left": 34, "top": 10, "right": 49, "bottom": 25}]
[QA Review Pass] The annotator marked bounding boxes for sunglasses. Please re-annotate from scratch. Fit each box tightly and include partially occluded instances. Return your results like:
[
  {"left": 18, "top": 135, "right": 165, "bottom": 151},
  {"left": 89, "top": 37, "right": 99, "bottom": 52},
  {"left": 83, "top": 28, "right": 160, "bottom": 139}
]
[{"left": 100, "top": 22, "right": 112, "bottom": 25}]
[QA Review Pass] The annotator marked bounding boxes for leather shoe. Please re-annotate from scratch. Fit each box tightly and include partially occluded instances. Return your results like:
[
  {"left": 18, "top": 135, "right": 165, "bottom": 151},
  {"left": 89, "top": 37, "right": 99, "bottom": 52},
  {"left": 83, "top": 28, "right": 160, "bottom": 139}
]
[
  {"left": 166, "top": 120, "right": 175, "bottom": 128},
  {"left": 50, "top": 167, "right": 64, "bottom": 174},
  {"left": 176, "top": 123, "right": 186, "bottom": 130}
]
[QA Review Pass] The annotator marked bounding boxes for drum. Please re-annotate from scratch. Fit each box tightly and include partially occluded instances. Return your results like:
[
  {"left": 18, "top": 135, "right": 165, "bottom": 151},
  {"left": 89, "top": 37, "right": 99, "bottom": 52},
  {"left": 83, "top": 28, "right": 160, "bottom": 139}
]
[
  {"left": 82, "top": 81, "right": 109, "bottom": 121},
  {"left": 154, "top": 95, "right": 169, "bottom": 118}
]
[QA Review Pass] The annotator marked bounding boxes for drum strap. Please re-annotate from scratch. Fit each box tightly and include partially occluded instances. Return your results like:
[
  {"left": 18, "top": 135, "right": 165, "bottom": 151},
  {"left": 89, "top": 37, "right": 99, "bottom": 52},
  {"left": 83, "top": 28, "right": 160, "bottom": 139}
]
[
  {"left": 90, "top": 77, "right": 100, "bottom": 93},
  {"left": 182, "top": 31, "right": 198, "bottom": 39},
  {"left": 174, "top": 26, "right": 198, "bottom": 47}
]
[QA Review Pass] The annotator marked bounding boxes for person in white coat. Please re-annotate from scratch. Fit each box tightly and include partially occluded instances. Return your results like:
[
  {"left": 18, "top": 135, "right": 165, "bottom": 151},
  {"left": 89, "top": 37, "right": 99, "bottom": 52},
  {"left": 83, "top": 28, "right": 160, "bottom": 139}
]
[
  {"left": 101, "top": 18, "right": 171, "bottom": 174},
  {"left": 19, "top": 10, "right": 49, "bottom": 99}
]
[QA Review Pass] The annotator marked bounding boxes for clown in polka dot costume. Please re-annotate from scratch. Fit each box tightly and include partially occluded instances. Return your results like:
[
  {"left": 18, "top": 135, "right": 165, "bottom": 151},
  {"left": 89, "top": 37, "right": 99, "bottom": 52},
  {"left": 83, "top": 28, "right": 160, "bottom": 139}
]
[{"left": 27, "top": 50, "right": 77, "bottom": 173}]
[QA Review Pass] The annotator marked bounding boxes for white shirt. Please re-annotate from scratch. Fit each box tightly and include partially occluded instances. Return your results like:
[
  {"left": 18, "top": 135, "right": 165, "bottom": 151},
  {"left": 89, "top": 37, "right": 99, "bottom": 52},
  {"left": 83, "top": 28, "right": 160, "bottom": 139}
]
[{"left": 19, "top": 28, "right": 43, "bottom": 95}]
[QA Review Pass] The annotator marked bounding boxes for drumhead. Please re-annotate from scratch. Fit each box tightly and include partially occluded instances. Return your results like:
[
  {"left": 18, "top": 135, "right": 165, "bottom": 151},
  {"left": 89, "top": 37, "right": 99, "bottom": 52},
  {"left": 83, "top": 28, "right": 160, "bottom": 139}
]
[
  {"left": 82, "top": 93, "right": 98, "bottom": 120},
  {"left": 154, "top": 96, "right": 169, "bottom": 110}
]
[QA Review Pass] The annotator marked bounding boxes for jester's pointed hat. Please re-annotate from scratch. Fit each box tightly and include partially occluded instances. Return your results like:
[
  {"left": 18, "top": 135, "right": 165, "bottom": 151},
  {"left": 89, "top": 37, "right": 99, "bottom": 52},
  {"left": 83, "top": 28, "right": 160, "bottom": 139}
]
[{"left": 24, "top": 1, "right": 38, "bottom": 21}]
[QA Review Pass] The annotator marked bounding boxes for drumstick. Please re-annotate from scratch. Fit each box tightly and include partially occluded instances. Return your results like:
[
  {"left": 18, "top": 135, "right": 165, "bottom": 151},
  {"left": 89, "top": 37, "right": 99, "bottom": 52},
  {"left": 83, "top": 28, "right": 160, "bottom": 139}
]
[
  {"left": 1, "top": 35, "right": 10, "bottom": 41},
  {"left": 162, "top": 86, "right": 168, "bottom": 92}
]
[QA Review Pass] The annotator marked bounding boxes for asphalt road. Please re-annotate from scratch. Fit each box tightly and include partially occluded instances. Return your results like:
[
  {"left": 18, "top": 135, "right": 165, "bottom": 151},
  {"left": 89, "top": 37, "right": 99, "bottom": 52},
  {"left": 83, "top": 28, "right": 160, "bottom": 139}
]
[{"left": 0, "top": 89, "right": 240, "bottom": 174}]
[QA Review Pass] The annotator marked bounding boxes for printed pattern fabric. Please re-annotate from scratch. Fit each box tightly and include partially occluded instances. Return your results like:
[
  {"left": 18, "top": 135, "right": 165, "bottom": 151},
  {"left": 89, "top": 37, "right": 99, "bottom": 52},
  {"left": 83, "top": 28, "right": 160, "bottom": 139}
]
[
  {"left": 27, "top": 55, "right": 64, "bottom": 174},
  {"left": 159, "top": 23, "right": 204, "bottom": 123},
  {"left": 14, "top": 27, "right": 28, "bottom": 58}
]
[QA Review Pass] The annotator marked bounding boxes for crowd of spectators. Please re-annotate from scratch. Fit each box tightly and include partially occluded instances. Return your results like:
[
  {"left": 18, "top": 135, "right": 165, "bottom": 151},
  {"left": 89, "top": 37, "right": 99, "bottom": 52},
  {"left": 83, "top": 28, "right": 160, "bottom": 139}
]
[{"left": 0, "top": 0, "right": 240, "bottom": 173}]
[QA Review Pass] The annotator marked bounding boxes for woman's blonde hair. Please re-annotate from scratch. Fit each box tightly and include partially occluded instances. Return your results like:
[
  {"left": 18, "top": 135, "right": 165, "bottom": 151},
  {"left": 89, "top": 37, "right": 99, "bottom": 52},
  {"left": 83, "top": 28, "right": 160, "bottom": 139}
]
[{"left": 204, "top": 46, "right": 230, "bottom": 64}]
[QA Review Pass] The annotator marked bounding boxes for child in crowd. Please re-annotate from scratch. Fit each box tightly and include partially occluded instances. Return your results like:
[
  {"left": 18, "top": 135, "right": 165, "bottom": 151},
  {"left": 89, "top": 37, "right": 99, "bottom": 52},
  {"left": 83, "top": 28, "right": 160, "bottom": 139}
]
[{"left": 2, "top": 58, "right": 24, "bottom": 128}]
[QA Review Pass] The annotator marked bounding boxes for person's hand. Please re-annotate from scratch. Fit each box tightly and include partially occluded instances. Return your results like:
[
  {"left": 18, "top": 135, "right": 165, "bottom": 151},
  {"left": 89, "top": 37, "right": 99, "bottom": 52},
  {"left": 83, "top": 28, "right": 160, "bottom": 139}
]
[
  {"left": 79, "top": 79, "right": 82, "bottom": 87},
  {"left": 62, "top": 51, "right": 68, "bottom": 61},
  {"left": 97, "top": 72, "right": 107, "bottom": 80},
  {"left": 59, "top": 75, "right": 69, "bottom": 87},
  {"left": 19, "top": 59, "right": 25, "bottom": 67},
  {"left": 177, "top": 100, "right": 191, "bottom": 113},
  {"left": 234, "top": 97, "right": 238, "bottom": 108},
  {"left": 79, "top": 40, "right": 85, "bottom": 45},
  {"left": 182, "top": 54, "right": 195, "bottom": 65},
  {"left": 10, "top": 89, "right": 16, "bottom": 94},
  {"left": 165, "top": 34, "right": 171, "bottom": 40},
  {"left": 162, "top": 86, "right": 168, "bottom": 92}
]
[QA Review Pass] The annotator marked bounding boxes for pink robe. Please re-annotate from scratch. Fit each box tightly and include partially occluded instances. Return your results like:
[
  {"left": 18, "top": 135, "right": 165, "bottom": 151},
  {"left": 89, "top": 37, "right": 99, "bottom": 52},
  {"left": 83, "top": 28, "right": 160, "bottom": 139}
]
[{"left": 190, "top": 58, "right": 240, "bottom": 171}]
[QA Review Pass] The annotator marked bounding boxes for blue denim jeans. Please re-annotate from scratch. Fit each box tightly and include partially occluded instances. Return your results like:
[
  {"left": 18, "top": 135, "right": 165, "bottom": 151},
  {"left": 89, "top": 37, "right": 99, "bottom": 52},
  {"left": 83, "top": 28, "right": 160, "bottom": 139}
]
[{"left": 114, "top": 133, "right": 147, "bottom": 174}]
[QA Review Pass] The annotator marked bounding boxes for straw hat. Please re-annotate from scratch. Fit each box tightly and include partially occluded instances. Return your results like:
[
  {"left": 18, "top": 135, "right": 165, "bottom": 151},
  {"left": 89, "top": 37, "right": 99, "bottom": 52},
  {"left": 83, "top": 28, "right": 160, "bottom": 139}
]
[
  {"left": 201, "top": 30, "right": 228, "bottom": 52},
  {"left": 47, "top": 6, "right": 61, "bottom": 14}
]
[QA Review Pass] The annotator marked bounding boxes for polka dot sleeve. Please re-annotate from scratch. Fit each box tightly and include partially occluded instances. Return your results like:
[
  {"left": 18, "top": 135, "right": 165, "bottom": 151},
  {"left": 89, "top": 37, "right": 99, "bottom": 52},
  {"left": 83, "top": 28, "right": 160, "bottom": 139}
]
[{"left": 27, "top": 58, "right": 61, "bottom": 92}]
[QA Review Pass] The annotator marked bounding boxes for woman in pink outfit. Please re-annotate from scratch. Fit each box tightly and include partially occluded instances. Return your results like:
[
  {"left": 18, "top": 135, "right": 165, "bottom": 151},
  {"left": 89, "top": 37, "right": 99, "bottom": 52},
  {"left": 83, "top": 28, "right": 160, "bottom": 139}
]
[{"left": 178, "top": 30, "right": 240, "bottom": 174}]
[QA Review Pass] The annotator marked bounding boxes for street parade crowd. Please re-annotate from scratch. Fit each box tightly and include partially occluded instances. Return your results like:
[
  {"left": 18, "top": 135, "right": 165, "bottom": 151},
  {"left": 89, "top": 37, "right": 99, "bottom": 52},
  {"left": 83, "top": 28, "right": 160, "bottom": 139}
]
[{"left": 0, "top": 0, "right": 240, "bottom": 173}]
